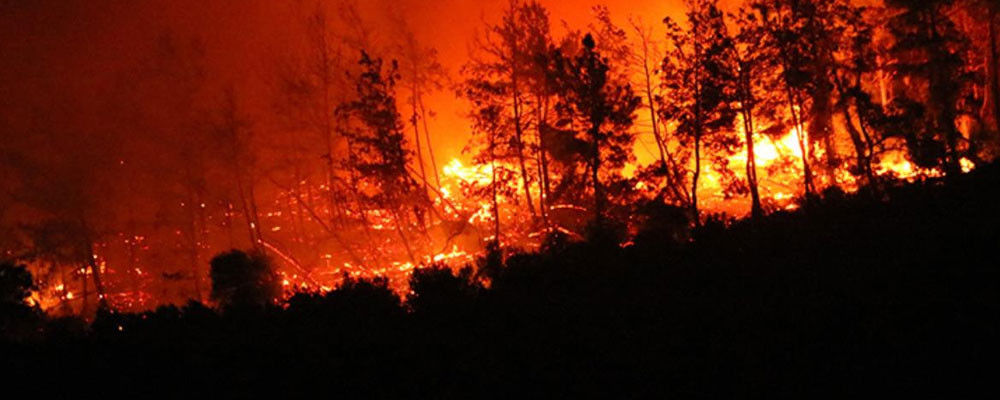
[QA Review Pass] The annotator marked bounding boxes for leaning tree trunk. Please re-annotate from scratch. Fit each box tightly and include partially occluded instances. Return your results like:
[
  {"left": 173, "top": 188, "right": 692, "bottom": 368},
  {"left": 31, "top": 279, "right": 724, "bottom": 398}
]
[
  {"left": 81, "top": 223, "right": 108, "bottom": 311},
  {"left": 691, "top": 131, "right": 702, "bottom": 228},
  {"left": 410, "top": 84, "right": 431, "bottom": 197},
  {"left": 785, "top": 86, "right": 815, "bottom": 197},
  {"left": 534, "top": 94, "right": 552, "bottom": 228},
  {"left": 417, "top": 93, "right": 442, "bottom": 189}
]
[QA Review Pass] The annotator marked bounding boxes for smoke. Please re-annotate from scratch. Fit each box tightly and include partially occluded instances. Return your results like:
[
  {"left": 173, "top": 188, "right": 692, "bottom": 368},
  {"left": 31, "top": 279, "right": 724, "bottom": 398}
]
[{"left": 1, "top": 0, "right": 687, "bottom": 158}]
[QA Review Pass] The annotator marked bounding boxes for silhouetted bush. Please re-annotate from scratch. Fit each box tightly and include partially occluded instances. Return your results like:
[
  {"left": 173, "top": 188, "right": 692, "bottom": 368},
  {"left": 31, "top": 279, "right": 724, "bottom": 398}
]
[
  {"left": 209, "top": 249, "right": 280, "bottom": 310},
  {"left": 0, "top": 263, "right": 41, "bottom": 341},
  {"left": 0, "top": 262, "right": 33, "bottom": 305},
  {"left": 408, "top": 264, "right": 480, "bottom": 317}
]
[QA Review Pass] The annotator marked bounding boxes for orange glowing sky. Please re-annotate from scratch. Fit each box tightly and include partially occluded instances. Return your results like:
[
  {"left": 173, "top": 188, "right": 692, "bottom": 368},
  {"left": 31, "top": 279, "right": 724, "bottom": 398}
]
[
  {"left": 363, "top": 0, "right": 699, "bottom": 162},
  {"left": 0, "top": 0, "right": 719, "bottom": 164}
]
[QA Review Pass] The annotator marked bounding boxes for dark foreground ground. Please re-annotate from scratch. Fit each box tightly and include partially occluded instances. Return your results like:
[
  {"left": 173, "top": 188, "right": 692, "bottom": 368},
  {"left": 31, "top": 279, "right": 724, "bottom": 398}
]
[{"left": 3, "top": 166, "right": 1000, "bottom": 398}]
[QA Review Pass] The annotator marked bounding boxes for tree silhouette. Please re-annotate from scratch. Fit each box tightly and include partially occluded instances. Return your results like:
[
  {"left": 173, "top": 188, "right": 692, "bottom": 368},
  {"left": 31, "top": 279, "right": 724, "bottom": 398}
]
[
  {"left": 0, "top": 263, "right": 33, "bottom": 306},
  {"left": 462, "top": 0, "right": 556, "bottom": 224},
  {"left": 209, "top": 249, "right": 280, "bottom": 309},
  {"left": 887, "top": 0, "right": 974, "bottom": 173},
  {"left": 828, "top": 4, "right": 886, "bottom": 188},
  {"left": 407, "top": 264, "right": 480, "bottom": 317},
  {"left": 748, "top": 0, "right": 849, "bottom": 195},
  {"left": 628, "top": 16, "right": 692, "bottom": 208},
  {"left": 391, "top": 15, "right": 448, "bottom": 195},
  {"left": 0, "top": 262, "right": 40, "bottom": 340},
  {"left": 338, "top": 52, "right": 427, "bottom": 263},
  {"left": 551, "top": 33, "right": 641, "bottom": 231},
  {"left": 730, "top": 7, "right": 773, "bottom": 218},
  {"left": 660, "top": 0, "right": 738, "bottom": 227}
]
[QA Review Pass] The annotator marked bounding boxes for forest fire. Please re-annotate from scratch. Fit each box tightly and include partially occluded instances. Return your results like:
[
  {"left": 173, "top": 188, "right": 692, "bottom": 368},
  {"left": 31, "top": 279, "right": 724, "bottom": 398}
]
[{"left": 2, "top": 0, "right": 997, "bottom": 319}]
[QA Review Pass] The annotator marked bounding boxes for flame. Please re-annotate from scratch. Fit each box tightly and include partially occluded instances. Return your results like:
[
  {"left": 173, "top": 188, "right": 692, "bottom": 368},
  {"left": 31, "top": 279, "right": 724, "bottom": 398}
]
[
  {"left": 19, "top": 120, "right": 983, "bottom": 315},
  {"left": 442, "top": 158, "right": 493, "bottom": 186},
  {"left": 961, "top": 158, "right": 975, "bottom": 173}
]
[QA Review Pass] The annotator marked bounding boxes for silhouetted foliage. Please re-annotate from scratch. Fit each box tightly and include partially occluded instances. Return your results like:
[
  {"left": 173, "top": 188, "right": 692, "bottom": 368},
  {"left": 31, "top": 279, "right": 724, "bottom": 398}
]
[
  {"left": 0, "top": 262, "right": 40, "bottom": 340},
  {"left": 0, "top": 263, "right": 33, "bottom": 306},
  {"left": 887, "top": 0, "right": 975, "bottom": 172},
  {"left": 2, "top": 166, "right": 1000, "bottom": 396},
  {"left": 209, "top": 249, "right": 280, "bottom": 309},
  {"left": 550, "top": 33, "right": 641, "bottom": 224},
  {"left": 661, "top": 0, "right": 739, "bottom": 226},
  {"left": 408, "top": 264, "right": 480, "bottom": 317},
  {"left": 6, "top": 0, "right": 1000, "bottom": 397}
]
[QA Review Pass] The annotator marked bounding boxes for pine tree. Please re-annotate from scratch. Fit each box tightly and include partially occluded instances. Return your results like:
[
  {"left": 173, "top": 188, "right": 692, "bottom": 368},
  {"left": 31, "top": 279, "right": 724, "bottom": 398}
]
[
  {"left": 551, "top": 33, "right": 641, "bottom": 229},
  {"left": 338, "top": 53, "right": 426, "bottom": 263},
  {"left": 660, "top": 0, "right": 738, "bottom": 227}
]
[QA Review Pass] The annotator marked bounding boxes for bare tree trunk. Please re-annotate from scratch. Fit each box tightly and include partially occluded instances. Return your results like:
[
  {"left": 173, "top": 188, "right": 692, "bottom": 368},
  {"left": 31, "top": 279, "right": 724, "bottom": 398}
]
[
  {"left": 535, "top": 94, "right": 552, "bottom": 229},
  {"left": 741, "top": 106, "right": 763, "bottom": 219},
  {"left": 840, "top": 102, "right": 874, "bottom": 186},
  {"left": 691, "top": 132, "right": 702, "bottom": 228},
  {"left": 812, "top": 50, "right": 839, "bottom": 187},
  {"left": 591, "top": 124, "right": 603, "bottom": 224},
  {"left": 82, "top": 226, "right": 108, "bottom": 311},
  {"left": 691, "top": 46, "right": 704, "bottom": 227},
  {"left": 511, "top": 73, "right": 537, "bottom": 219},
  {"left": 417, "top": 93, "right": 442, "bottom": 189},
  {"left": 410, "top": 84, "right": 431, "bottom": 197},
  {"left": 634, "top": 22, "right": 670, "bottom": 172},
  {"left": 490, "top": 128, "right": 502, "bottom": 241},
  {"left": 785, "top": 85, "right": 815, "bottom": 197}
]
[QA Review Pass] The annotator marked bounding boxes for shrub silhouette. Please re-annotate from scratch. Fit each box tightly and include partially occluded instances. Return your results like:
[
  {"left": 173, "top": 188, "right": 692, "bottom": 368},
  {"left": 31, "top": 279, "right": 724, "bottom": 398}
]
[
  {"left": 408, "top": 264, "right": 480, "bottom": 316},
  {"left": 0, "top": 262, "right": 34, "bottom": 306},
  {"left": 0, "top": 263, "right": 40, "bottom": 340},
  {"left": 209, "top": 249, "right": 280, "bottom": 309},
  {"left": 3, "top": 165, "right": 1000, "bottom": 397}
]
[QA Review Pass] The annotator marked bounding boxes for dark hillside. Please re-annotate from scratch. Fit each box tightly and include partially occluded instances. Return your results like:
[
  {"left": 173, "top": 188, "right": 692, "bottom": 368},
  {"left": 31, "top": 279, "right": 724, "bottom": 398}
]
[{"left": 3, "top": 166, "right": 999, "bottom": 398}]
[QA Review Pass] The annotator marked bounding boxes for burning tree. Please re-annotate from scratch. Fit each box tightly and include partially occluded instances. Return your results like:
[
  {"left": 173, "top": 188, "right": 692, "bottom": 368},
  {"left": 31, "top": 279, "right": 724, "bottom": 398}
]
[
  {"left": 4, "top": 0, "right": 1000, "bottom": 318},
  {"left": 390, "top": 14, "right": 448, "bottom": 196},
  {"left": 549, "top": 33, "right": 641, "bottom": 234},
  {"left": 460, "top": 0, "right": 559, "bottom": 244},
  {"left": 461, "top": 0, "right": 554, "bottom": 227},
  {"left": 627, "top": 16, "right": 693, "bottom": 209},
  {"left": 660, "top": 0, "right": 739, "bottom": 227},
  {"left": 338, "top": 52, "right": 429, "bottom": 264},
  {"left": 886, "top": 0, "right": 977, "bottom": 173},
  {"left": 746, "top": 0, "right": 845, "bottom": 195},
  {"left": 728, "top": 7, "right": 774, "bottom": 218}
]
